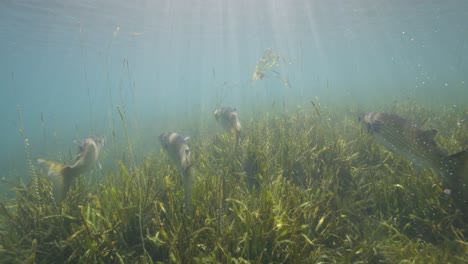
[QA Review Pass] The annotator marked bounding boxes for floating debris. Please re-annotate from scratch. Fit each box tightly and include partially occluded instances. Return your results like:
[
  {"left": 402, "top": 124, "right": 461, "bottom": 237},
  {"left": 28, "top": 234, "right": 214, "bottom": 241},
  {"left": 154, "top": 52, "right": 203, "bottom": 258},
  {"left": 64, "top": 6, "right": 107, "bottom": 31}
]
[
  {"left": 113, "top": 26, "right": 120, "bottom": 38},
  {"left": 310, "top": 99, "right": 321, "bottom": 119},
  {"left": 252, "top": 48, "right": 291, "bottom": 88}
]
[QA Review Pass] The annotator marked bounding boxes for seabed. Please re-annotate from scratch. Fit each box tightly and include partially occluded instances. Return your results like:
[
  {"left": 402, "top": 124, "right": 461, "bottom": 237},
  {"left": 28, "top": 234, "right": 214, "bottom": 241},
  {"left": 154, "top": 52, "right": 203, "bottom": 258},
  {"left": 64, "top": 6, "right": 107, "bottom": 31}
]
[{"left": 0, "top": 101, "right": 467, "bottom": 263}]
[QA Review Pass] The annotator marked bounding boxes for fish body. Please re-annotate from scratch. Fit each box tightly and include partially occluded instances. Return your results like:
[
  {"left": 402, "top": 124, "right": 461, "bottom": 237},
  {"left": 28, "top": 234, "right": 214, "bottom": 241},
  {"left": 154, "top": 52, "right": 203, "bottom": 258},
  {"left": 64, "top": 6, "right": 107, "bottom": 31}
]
[
  {"left": 214, "top": 107, "right": 241, "bottom": 134},
  {"left": 214, "top": 107, "right": 241, "bottom": 148},
  {"left": 159, "top": 132, "right": 191, "bottom": 172},
  {"left": 37, "top": 136, "right": 105, "bottom": 202},
  {"left": 362, "top": 112, "right": 468, "bottom": 210},
  {"left": 159, "top": 132, "right": 193, "bottom": 211},
  {"left": 362, "top": 112, "right": 447, "bottom": 170}
]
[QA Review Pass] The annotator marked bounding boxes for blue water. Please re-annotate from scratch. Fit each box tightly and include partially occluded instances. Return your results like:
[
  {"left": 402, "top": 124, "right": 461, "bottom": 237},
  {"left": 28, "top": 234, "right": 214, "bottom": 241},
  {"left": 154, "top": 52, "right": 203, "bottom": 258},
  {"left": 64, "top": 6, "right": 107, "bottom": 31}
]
[{"left": 0, "top": 0, "right": 467, "bottom": 180}]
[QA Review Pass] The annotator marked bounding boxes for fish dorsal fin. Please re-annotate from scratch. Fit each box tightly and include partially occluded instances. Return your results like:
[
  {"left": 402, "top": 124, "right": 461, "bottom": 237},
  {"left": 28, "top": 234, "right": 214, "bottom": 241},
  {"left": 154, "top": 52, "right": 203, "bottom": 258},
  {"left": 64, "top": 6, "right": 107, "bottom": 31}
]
[{"left": 422, "top": 129, "right": 437, "bottom": 138}]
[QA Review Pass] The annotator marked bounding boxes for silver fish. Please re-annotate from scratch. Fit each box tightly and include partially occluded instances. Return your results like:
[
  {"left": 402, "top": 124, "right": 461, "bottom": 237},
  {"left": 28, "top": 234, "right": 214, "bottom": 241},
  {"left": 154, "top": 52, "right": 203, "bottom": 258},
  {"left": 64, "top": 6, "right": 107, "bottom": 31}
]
[
  {"left": 362, "top": 112, "right": 448, "bottom": 170},
  {"left": 214, "top": 107, "right": 241, "bottom": 134},
  {"left": 159, "top": 132, "right": 191, "bottom": 172},
  {"left": 37, "top": 136, "right": 105, "bottom": 202},
  {"left": 159, "top": 132, "right": 193, "bottom": 211},
  {"left": 214, "top": 107, "right": 241, "bottom": 147},
  {"left": 361, "top": 112, "right": 468, "bottom": 210}
]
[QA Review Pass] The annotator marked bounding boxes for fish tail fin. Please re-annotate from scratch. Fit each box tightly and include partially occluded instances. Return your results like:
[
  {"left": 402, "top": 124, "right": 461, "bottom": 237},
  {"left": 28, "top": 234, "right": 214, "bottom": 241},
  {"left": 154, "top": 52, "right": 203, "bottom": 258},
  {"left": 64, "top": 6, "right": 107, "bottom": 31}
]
[
  {"left": 445, "top": 150, "right": 468, "bottom": 213},
  {"left": 37, "top": 158, "right": 76, "bottom": 202},
  {"left": 234, "top": 130, "right": 241, "bottom": 151},
  {"left": 182, "top": 164, "right": 195, "bottom": 213},
  {"left": 37, "top": 159, "right": 68, "bottom": 177}
]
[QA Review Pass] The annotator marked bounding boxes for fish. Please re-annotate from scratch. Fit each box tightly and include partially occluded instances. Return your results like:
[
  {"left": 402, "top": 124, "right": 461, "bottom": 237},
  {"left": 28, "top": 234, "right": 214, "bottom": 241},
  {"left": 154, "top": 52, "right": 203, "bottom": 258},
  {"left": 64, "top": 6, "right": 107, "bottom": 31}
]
[
  {"left": 214, "top": 107, "right": 242, "bottom": 148},
  {"left": 361, "top": 112, "right": 468, "bottom": 211},
  {"left": 37, "top": 136, "right": 105, "bottom": 203},
  {"left": 159, "top": 132, "right": 194, "bottom": 211},
  {"left": 159, "top": 132, "right": 191, "bottom": 172}
]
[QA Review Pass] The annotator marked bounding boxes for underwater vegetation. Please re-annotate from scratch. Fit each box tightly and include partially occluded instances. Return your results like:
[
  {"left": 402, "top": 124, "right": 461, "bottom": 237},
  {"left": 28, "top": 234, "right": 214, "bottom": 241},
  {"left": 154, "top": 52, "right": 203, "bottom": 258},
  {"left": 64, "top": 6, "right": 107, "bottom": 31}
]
[
  {"left": 0, "top": 101, "right": 467, "bottom": 263},
  {"left": 360, "top": 111, "right": 468, "bottom": 215}
]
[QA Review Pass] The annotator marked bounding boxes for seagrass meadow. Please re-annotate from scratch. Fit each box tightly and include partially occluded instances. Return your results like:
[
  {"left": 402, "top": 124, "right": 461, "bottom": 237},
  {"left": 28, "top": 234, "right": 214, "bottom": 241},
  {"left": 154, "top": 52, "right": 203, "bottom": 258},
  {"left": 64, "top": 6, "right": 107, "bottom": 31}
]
[{"left": 0, "top": 101, "right": 467, "bottom": 263}]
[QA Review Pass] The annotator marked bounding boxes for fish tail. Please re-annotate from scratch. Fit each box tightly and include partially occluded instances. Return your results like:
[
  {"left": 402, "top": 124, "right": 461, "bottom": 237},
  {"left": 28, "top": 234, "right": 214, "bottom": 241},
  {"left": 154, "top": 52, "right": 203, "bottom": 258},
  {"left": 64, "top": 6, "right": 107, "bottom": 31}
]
[
  {"left": 445, "top": 150, "right": 468, "bottom": 213},
  {"left": 36, "top": 158, "right": 76, "bottom": 202},
  {"left": 182, "top": 164, "right": 195, "bottom": 213},
  {"left": 37, "top": 159, "right": 67, "bottom": 177},
  {"left": 234, "top": 130, "right": 241, "bottom": 151}
]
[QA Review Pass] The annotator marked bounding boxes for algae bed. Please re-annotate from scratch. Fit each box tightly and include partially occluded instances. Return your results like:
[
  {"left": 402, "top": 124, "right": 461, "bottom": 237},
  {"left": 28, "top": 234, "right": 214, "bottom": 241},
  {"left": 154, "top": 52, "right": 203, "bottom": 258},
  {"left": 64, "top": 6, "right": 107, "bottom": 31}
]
[{"left": 0, "top": 101, "right": 467, "bottom": 263}]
